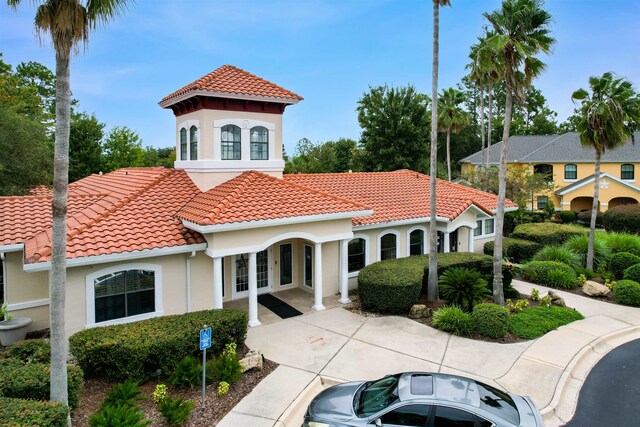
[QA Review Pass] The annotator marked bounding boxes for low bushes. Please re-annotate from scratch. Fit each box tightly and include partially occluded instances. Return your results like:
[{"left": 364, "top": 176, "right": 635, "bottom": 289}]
[
  {"left": 432, "top": 306, "right": 473, "bottom": 336},
  {"left": 439, "top": 268, "right": 489, "bottom": 312},
  {"left": 603, "top": 204, "right": 640, "bottom": 234},
  {"left": 472, "top": 303, "right": 509, "bottom": 338},
  {"left": 521, "top": 261, "right": 577, "bottom": 289},
  {"left": 0, "top": 397, "right": 68, "bottom": 427},
  {"left": 508, "top": 306, "right": 584, "bottom": 339},
  {"left": 511, "top": 223, "right": 586, "bottom": 246},
  {"left": 609, "top": 252, "right": 640, "bottom": 279},
  {"left": 358, "top": 257, "right": 424, "bottom": 314},
  {"left": 563, "top": 234, "right": 610, "bottom": 270},
  {"left": 90, "top": 381, "right": 150, "bottom": 427},
  {"left": 532, "top": 246, "right": 581, "bottom": 269},
  {"left": 484, "top": 238, "right": 542, "bottom": 263},
  {"left": 69, "top": 309, "right": 248, "bottom": 382},
  {"left": 612, "top": 280, "right": 640, "bottom": 307},
  {"left": 623, "top": 264, "right": 640, "bottom": 283},
  {"left": 3, "top": 338, "right": 50, "bottom": 364},
  {"left": 603, "top": 232, "right": 640, "bottom": 255},
  {"left": 558, "top": 211, "right": 577, "bottom": 224},
  {"left": 577, "top": 210, "right": 604, "bottom": 227}
]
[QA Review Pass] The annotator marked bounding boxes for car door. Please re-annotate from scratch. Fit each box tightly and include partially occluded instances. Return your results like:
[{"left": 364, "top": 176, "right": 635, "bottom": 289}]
[
  {"left": 369, "top": 404, "right": 431, "bottom": 427},
  {"left": 430, "top": 405, "right": 496, "bottom": 427}
]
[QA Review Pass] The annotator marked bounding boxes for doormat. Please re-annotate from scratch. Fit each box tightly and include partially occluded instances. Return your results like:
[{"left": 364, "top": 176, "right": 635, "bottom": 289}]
[{"left": 257, "top": 293, "right": 303, "bottom": 319}]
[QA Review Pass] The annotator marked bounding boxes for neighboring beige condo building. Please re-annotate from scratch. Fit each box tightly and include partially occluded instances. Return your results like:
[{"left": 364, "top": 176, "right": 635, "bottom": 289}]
[{"left": 0, "top": 65, "right": 516, "bottom": 336}]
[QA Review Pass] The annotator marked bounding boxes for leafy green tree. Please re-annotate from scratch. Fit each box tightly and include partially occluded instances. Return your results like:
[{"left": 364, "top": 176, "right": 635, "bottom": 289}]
[
  {"left": 571, "top": 72, "right": 640, "bottom": 270},
  {"left": 284, "top": 137, "right": 360, "bottom": 173},
  {"left": 14, "top": 60, "right": 57, "bottom": 122},
  {"left": 438, "top": 87, "right": 470, "bottom": 181},
  {"left": 103, "top": 126, "right": 145, "bottom": 171},
  {"left": 0, "top": 55, "right": 43, "bottom": 119},
  {"left": 357, "top": 85, "right": 430, "bottom": 172},
  {"left": 485, "top": 0, "right": 555, "bottom": 304},
  {"left": 69, "top": 112, "right": 105, "bottom": 182}
]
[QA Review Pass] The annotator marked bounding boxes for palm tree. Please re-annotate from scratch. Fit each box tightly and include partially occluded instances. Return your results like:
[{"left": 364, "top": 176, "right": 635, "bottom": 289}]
[
  {"left": 484, "top": 0, "right": 554, "bottom": 304},
  {"left": 438, "top": 87, "right": 470, "bottom": 181},
  {"left": 428, "top": 0, "right": 451, "bottom": 302},
  {"left": 572, "top": 72, "right": 640, "bottom": 270},
  {"left": 8, "top": 0, "right": 129, "bottom": 416}
]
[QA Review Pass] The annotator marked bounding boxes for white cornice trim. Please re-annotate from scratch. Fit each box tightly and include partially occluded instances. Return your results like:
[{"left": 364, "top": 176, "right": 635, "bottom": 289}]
[
  {"left": 23, "top": 244, "right": 207, "bottom": 272},
  {"left": 353, "top": 216, "right": 450, "bottom": 231},
  {"left": 175, "top": 159, "right": 285, "bottom": 172},
  {"left": 159, "top": 90, "right": 301, "bottom": 108},
  {"left": 0, "top": 244, "right": 23, "bottom": 253},
  {"left": 6, "top": 298, "right": 49, "bottom": 311},
  {"left": 183, "top": 210, "right": 373, "bottom": 233}
]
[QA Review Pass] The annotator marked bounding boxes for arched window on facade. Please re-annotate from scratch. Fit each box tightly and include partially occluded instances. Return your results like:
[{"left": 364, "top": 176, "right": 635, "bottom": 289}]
[
  {"left": 380, "top": 233, "right": 397, "bottom": 261},
  {"left": 221, "top": 125, "right": 241, "bottom": 160},
  {"left": 189, "top": 126, "right": 198, "bottom": 160},
  {"left": 179, "top": 128, "right": 187, "bottom": 160},
  {"left": 250, "top": 126, "right": 269, "bottom": 160},
  {"left": 409, "top": 229, "right": 424, "bottom": 256}
]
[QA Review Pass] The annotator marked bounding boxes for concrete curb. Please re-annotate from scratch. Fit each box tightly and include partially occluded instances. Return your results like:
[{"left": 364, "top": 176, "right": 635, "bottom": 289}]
[
  {"left": 540, "top": 324, "right": 640, "bottom": 426},
  {"left": 277, "top": 375, "right": 345, "bottom": 426}
]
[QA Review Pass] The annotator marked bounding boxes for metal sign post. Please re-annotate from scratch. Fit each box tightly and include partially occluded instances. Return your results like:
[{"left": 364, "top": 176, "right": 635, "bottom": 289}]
[{"left": 199, "top": 325, "right": 212, "bottom": 409}]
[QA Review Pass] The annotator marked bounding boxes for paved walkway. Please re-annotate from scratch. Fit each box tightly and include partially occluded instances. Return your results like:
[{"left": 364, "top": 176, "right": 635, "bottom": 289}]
[{"left": 218, "top": 280, "right": 640, "bottom": 427}]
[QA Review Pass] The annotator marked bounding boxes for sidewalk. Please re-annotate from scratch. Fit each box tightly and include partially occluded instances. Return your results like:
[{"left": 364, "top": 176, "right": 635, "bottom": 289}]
[{"left": 218, "top": 280, "right": 640, "bottom": 426}]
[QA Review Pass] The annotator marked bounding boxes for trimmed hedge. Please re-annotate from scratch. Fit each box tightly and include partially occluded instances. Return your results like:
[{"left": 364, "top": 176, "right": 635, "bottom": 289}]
[
  {"left": 558, "top": 211, "right": 577, "bottom": 224},
  {"left": 4, "top": 339, "right": 50, "bottom": 364},
  {"left": 423, "top": 252, "right": 515, "bottom": 293},
  {"left": 0, "top": 397, "right": 68, "bottom": 427},
  {"left": 511, "top": 223, "right": 586, "bottom": 246},
  {"left": 613, "top": 280, "right": 640, "bottom": 307},
  {"left": 623, "top": 264, "right": 640, "bottom": 283},
  {"left": 577, "top": 210, "right": 604, "bottom": 227},
  {"left": 609, "top": 252, "right": 640, "bottom": 279},
  {"left": 508, "top": 306, "right": 584, "bottom": 339},
  {"left": 432, "top": 306, "right": 474, "bottom": 336},
  {"left": 603, "top": 204, "right": 640, "bottom": 234},
  {"left": 472, "top": 303, "right": 509, "bottom": 338},
  {"left": 484, "top": 238, "right": 542, "bottom": 263},
  {"left": 69, "top": 309, "right": 248, "bottom": 382},
  {"left": 521, "top": 261, "right": 577, "bottom": 288},
  {"left": 358, "top": 257, "right": 425, "bottom": 314},
  {"left": 0, "top": 364, "right": 83, "bottom": 409}
]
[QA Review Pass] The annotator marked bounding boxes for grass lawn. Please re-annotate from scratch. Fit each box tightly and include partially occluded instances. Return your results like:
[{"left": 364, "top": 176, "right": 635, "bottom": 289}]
[{"left": 508, "top": 306, "right": 584, "bottom": 339}]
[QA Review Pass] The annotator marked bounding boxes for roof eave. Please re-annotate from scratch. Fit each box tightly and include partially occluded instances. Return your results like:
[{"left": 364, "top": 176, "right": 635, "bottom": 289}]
[{"left": 159, "top": 89, "right": 302, "bottom": 108}]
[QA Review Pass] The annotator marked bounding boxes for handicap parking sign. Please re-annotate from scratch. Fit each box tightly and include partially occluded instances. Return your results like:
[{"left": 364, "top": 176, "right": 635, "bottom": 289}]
[{"left": 200, "top": 327, "right": 212, "bottom": 350}]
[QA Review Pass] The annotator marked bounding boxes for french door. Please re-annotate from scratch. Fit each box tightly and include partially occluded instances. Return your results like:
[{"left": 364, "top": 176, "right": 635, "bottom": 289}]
[{"left": 232, "top": 249, "right": 271, "bottom": 299}]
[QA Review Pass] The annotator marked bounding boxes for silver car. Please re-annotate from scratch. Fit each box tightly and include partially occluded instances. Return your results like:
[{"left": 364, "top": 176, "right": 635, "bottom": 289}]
[{"left": 303, "top": 372, "right": 543, "bottom": 427}]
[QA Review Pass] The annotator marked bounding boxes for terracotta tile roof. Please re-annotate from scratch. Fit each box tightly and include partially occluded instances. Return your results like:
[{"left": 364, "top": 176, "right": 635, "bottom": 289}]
[
  {"left": 177, "top": 171, "right": 369, "bottom": 226},
  {"left": 161, "top": 65, "right": 303, "bottom": 105},
  {"left": 285, "top": 170, "right": 517, "bottom": 226}
]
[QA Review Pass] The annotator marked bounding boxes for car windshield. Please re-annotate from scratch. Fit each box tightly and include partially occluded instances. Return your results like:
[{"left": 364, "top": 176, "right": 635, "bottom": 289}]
[
  {"left": 354, "top": 375, "right": 400, "bottom": 417},
  {"left": 476, "top": 381, "right": 520, "bottom": 425}
]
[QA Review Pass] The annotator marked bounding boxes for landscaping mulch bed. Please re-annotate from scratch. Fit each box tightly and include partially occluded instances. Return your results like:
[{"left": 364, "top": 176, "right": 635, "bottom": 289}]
[{"left": 71, "top": 345, "right": 277, "bottom": 427}]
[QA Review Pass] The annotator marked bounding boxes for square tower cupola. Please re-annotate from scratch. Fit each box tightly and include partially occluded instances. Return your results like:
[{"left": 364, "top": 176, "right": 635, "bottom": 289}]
[{"left": 159, "top": 65, "right": 302, "bottom": 191}]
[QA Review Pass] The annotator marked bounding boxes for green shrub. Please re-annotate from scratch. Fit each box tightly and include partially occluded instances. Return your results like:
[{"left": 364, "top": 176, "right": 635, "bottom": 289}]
[
  {"left": 0, "top": 364, "right": 83, "bottom": 409},
  {"left": 564, "top": 234, "right": 611, "bottom": 270},
  {"left": 603, "top": 232, "right": 640, "bottom": 255},
  {"left": 609, "top": 252, "right": 640, "bottom": 279},
  {"left": 358, "top": 257, "right": 424, "bottom": 313},
  {"left": 4, "top": 339, "right": 50, "bottom": 364},
  {"left": 484, "top": 238, "right": 542, "bottom": 263},
  {"left": 612, "top": 280, "right": 640, "bottom": 306},
  {"left": 439, "top": 268, "right": 489, "bottom": 312},
  {"left": 546, "top": 269, "right": 578, "bottom": 289},
  {"left": 217, "top": 381, "right": 230, "bottom": 397},
  {"left": 522, "top": 261, "right": 577, "bottom": 288},
  {"left": 207, "top": 342, "right": 243, "bottom": 385},
  {"left": 0, "top": 397, "right": 68, "bottom": 427},
  {"left": 508, "top": 306, "right": 584, "bottom": 339},
  {"left": 169, "top": 356, "right": 202, "bottom": 389},
  {"left": 558, "top": 211, "right": 577, "bottom": 224},
  {"left": 506, "top": 298, "right": 530, "bottom": 313},
  {"left": 89, "top": 404, "right": 151, "bottom": 427},
  {"left": 102, "top": 380, "right": 145, "bottom": 409},
  {"left": 603, "top": 204, "right": 640, "bottom": 234},
  {"left": 69, "top": 309, "right": 248, "bottom": 382},
  {"left": 432, "top": 306, "right": 474, "bottom": 336},
  {"left": 472, "top": 303, "right": 509, "bottom": 338},
  {"left": 575, "top": 267, "right": 595, "bottom": 280},
  {"left": 533, "top": 246, "right": 581, "bottom": 269},
  {"left": 511, "top": 222, "right": 586, "bottom": 246},
  {"left": 158, "top": 396, "right": 194, "bottom": 426},
  {"left": 623, "top": 264, "right": 640, "bottom": 283},
  {"left": 577, "top": 210, "right": 604, "bottom": 227}
]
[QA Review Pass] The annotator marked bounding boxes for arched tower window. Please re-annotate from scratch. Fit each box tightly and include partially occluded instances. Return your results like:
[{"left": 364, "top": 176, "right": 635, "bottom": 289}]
[
  {"left": 221, "top": 125, "right": 241, "bottom": 160},
  {"left": 250, "top": 126, "right": 269, "bottom": 160},
  {"left": 179, "top": 128, "right": 187, "bottom": 160},
  {"left": 189, "top": 126, "right": 198, "bottom": 160}
]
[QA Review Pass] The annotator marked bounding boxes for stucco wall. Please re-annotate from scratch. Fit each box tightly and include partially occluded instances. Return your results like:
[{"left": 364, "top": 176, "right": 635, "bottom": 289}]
[{"left": 5, "top": 251, "right": 49, "bottom": 304}]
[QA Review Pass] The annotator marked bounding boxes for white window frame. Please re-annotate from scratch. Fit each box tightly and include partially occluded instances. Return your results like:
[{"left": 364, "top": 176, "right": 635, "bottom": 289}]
[
  {"left": 213, "top": 118, "right": 276, "bottom": 162},
  {"left": 348, "top": 233, "right": 370, "bottom": 278},
  {"left": 473, "top": 218, "right": 496, "bottom": 240},
  {"left": 177, "top": 119, "right": 199, "bottom": 161},
  {"left": 406, "top": 226, "right": 427, "bottom": 257},
  {"left": 376, "top": 229, "right": 400, "bottom": 262},
  {"left": 85, "top": 263, "right": 163, "bottom": 328}
]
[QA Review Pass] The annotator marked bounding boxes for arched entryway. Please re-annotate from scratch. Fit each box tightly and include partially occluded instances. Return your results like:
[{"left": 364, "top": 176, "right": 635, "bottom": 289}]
[
  {"left": 571, "top": 197, "right": 600, "bottom": 213},
  {"left": 609, "top": 197, "right": 639, "bottom": 209}
]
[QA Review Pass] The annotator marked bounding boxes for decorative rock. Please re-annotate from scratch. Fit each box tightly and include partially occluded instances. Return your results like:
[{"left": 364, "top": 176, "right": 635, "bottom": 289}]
[
  {"left": 548, "top": 291, "right": 566, "bottom": 308},
  {"left": 409, "top": 304, "right": 432, "bottom": 319},
  {"left": 583, "top": 280, "right": 611, "bottom": 297},
  {"left": 240, "top": 349, "right": 263, "bottom": 373}
]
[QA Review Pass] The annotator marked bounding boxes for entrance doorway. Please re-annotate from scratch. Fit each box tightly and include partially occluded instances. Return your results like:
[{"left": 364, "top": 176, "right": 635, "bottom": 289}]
[{"left": 232, "top": 249, "right": 271, "bottom": 299}]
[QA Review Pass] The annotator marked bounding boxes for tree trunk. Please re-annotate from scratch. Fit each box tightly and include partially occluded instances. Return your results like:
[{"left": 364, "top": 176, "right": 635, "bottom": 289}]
[
  {"left": 492, "top": 82, "right": 513, "bottom": 306},
  {"left": 446, "top": 129, "right": 451, "bottom": 181},
  {"left": 487, "top": 82, "right": 494, "bottom": 167},
  {"left": 587, "top": 150, "right": 601, "bottom": 271},
  {"left": 480, "top": 86, "right": 486, "bottom": 166},
  {"left": 427, "top": 0, "right": 440, "bottom": 301},
  {"left": 51, "top": 48, "right": 70, "bottom": 420}
]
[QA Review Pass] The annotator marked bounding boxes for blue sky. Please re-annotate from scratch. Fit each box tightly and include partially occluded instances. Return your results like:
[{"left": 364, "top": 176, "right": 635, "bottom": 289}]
[{"left": 1, "top": 0, "right": 639, "bottom": 154}]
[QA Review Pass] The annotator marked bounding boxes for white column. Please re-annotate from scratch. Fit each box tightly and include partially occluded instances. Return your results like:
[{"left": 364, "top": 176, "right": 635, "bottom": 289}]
[
  {"left": 443, "top": 231, "right": 450, "bottom": 253},
  {"left": 313, "top": 242, "right": 325, "bottom": 311},
  {"left": 468, "top": 228, "right": 475, "bottom": 253},
  {"left": 213, "top": 257, "right": 223, "bottom": 309},
  {"left": 248, "top": 252, "right": 261, "bottom": 327},
  {"left": 339, "top": 239, "right": 351, "bottom": 304}
]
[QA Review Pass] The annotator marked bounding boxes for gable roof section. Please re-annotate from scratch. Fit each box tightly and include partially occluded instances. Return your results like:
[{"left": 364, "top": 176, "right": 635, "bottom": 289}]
[
  {"left": 176, "top": 171, "right": 371, "bottom": 229},
  {"left": 285, "top": 170, "right": 516, "bottom": 227},
  {"left": 461, "top": 132, "right": 640, "bottom": 165},
  {"left": 557, "top": 172, "right": 640, "bottom": 196},
  {"left": 160, "top": 65, "right": 303, "bottom": 106}
]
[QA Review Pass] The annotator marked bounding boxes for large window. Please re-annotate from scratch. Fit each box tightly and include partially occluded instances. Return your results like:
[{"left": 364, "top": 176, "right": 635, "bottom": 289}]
[
  {"left": 409, "top": 229, "right": 424, "bottom": 256},
  {"left": 484, "top": 218, "right": 495, "bottom": 235},
  {"left": 250, "top": 126, "right": 269, "bottom": 160},
  {"left": 348, "top": 238, "right": 366, "bottom": 273},
  {"left": 564, "top": 164, "right": 577, "bottom": 180},
  {"left": 474, "top": 220, "right": 483, "bottom": 237},
  {"left": 280, "top": 244, "right": 292, "bottom": 286},
  {"left": 179, "top": 128, "right": 187, "bottom": 160},
  {"left": 537, "top": 195, "right": 549, "bottom": 210},
  {"left": 380, "top": 233, "right": 397, "bottom": 261},
  {"left": 94, "top": 269, "right": 155, "bottom": 323},
  {"left": 221, "top": 125, "right": 241, "bottom": 160},
  {"left": 622, "top": 164, "right": 635, "bottom": 180},
  {"left": 189, "top": 126, "right": 198, "bottom": 160}
]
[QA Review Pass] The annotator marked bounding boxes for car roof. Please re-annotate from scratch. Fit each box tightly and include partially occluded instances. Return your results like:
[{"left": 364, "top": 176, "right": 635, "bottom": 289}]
[{"left": 398, "top": 372, "right": 480, "bottom": 407}]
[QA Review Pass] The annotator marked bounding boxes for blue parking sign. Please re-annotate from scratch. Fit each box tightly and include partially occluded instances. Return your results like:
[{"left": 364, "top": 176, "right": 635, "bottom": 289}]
[{"left": 200, "top": 327, "right": 212, "bottom": 350}]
